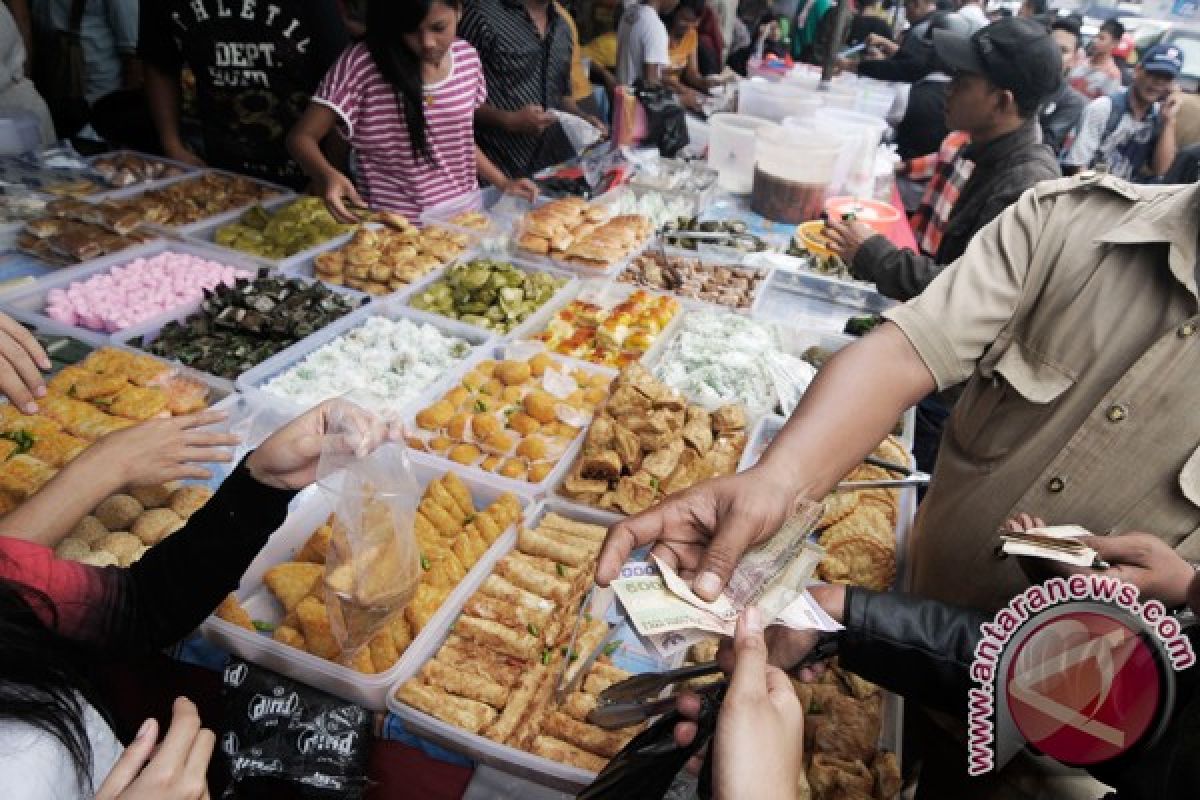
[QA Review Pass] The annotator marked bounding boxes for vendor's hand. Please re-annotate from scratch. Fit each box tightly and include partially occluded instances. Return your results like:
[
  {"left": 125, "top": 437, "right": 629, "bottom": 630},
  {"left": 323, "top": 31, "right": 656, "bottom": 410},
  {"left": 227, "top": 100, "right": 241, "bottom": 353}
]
[
  {"left": 713, "top": 584, "right": 846, "bottom": 678},
  {"left": 163, "top": 141, "right": 206, "bottom": 169},
  {"left": 508, "top": 104, "right": 556, "bottom": 136},
  {"left": 598, "top": 467, "right": 798, "bottom": 600},
  {"left": 95, "top": 697, "right": 215, "bottom": 800},
  {"left": 824, "top": 217, "right": 877, "bottom": 267},
  {"left": 712, "top": 609, "right": 805, "bottom": 800},
  {"left": 1054, "top": 533, "right": 1195, "bottom": 609},
  {"left": 501, "top": 177, "right": 540, "bottom": 203},
  {"left": 1162, "top": 88, "right": 1183, "bottom": 123},
  {"left": 0, "top": 314, "right": 51, "bottom": 413},
  {"left": 316, "top": 169, "right": 366, "bottom": 224},
  {"left": 866, "top": 34, "right": 897, "bottom": 56},
  {"left": 245, "top": 399, "right": 401, "bottom": 490},
  {"left": 86, "top": 411, "right": 237, "bottom": 489}
]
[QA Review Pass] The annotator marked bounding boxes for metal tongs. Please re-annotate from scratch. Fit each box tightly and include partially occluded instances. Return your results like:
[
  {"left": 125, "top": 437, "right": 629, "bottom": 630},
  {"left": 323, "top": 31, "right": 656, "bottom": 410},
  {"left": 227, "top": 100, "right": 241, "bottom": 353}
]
[
  {"left": 837, "top": 454, "right": 930, "bottom": 491},
  {"left": 589, "top": 663, "right": 726, "bottom": 730}
]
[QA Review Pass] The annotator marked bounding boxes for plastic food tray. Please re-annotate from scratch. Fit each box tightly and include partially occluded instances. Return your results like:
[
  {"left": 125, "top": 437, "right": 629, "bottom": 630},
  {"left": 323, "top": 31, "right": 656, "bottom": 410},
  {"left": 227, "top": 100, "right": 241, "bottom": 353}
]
[
  {"left": 1, "top": 239, "right": 268, "bottom": 344},
  {"left": 281, "top": 223, "right": 479, "bottom": 300},
  {"left": 181, "top": 195, "right": 356, "bottom": 272},
  {"left": 90, "top": 168, "right": 295, "bottom": 236},
  {"left": 763, "top": 258, "right": 895, "bottom": 316},
  {"left": 509, "top": 277, "right": 694, "bottom": 376},
  {"left": 85, "top": 150, "right": 201, "bottom": 200},
  {"left": 619, "top": 245, "right": 775, "bottom": 318},
  {"left": 405, "top": 255, "right": 578, "bottom": 343},
  {"left": 418, "top": 187, "right": 520, "bottom": 244},
  {"left": 404, "top": 345, "right": 618, "bottom": 499},
  {"left": 386, "top": 499, "right": 678, "bottom": 793},
  {"left": 509, "top": 199, "right": 653, "bottom": 280},
  {"left": 109, "top": 269, "right": 371, "bottom": 388},
  {"left": 200, "top": 465, "right": 534, "bottom": 711},
  {"left": 235, "top": 303, "right": 495, "bottom": 420}
]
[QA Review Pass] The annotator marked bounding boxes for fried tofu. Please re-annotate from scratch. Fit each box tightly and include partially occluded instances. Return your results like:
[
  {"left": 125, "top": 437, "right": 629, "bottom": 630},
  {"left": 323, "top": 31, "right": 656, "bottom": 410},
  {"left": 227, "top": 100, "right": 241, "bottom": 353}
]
[
  {"left": 404, "top": 583, "right": 450, "bottom": 633},
  {"left": 294, "top": 525, "right": 333, "bottom": 563},
  {"left": 295, "top": 595, "right": 339, "bottom": 660},
  {"left": 215, "top": 594, "right": 255, "bottom": 632},
  {"left": 264, "top": 562, "right": 324, "bottom": 612},
  {"left": 273, "top": 624, "right": 306, "bottom": 649}
]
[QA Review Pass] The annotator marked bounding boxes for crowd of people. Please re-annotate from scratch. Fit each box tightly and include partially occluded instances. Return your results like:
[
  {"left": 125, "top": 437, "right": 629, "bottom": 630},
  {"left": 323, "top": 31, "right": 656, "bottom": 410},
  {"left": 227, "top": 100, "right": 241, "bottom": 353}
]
[{"left": 0, "top": 0, "right": 1199, "bottom": 798}]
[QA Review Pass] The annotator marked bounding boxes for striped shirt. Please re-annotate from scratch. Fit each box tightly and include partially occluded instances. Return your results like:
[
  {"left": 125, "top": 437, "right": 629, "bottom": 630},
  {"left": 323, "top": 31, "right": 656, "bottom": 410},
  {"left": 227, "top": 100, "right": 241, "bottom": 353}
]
[
  {"left": 900, "top": 131, "right": 972, "bottom": 258},
  {"left": 460, "top": 0, "right": 575, "bottom": 178},
  {"left": 314, "top": 40, "right": 487, "bottom": 219}
]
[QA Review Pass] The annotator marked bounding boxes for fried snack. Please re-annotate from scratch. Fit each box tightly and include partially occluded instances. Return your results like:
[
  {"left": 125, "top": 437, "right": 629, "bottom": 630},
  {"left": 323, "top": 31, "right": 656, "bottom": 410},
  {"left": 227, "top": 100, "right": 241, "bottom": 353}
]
[
  {"left": 531, "top": 735, "right": 608, "bottom": 772},
  {"left": 541, "top": 711, "right": 626, "bottom": 758},
  {"left": 96, "top": 532, "right": 143, "bottom": 567},
  {"left": 294, "top": 524, "right": 333, "bottom": 563},
  {"left": 454, "top": 616, "right": 541, "bottom": 661},
  {"left": 399, "top": 681, "right": 498, "bottom": 734},
  {"left": 78, "top": 550, "right": 120, "bottom": 567},
  {"left": 517, "top": 526, "right": 592, "bottom": 568},
  {"left": 872, "top": 751, "right": 902, "bottom": 799},
  {"left": 810, "top": 694, "right": 882, "bottom": 763},
  {"left": 495, "top": 554, "right": 571, "bottom": 604},
  {"left": 583, "top": 663, "right": 631, "bottom": 697},
  {"left": 809, "top": 755, "right": 874, "bottom": 798},
  {"left": 560, "top": 692, "right": 599, "bottom": 723},
  {"left": 129, "top": 482, "right": 179, "bottom": 508},
  {"left": 367, "top": 626, "right": 401, "bottom": 673},
  {"left": 295, "top": 595, "right": 340, "bottom": 660},
  {"left": 93, "top": 494, "right": 144, "bottom": 530},
  {"left": 168, "top": 485, "right": 213, "bottom": 519},
  {"left": 485, "top": 664, "right": 548, "bottom": 745},
  {"left": 216, "top": 594, "right": 255, "bottom": 631},
  {"left": 131, "top": 508, "right": 185, "bottom": 545},
  {"left": 539, "top": 513, "right": 607, "bottom": 545},
  {"left": 421, "top": 659, "right": 510, "bottom": 709},
  {"left": 56, "top": 537, "right": 92, "bottom": 561},
  {"left": 108, "top": 385, "right": 169, "bottom": 420},
  {"left": 438, "top": 635, "right": 527, "bottom": 687},
  {"left": 71, "top": 515, "right": 109, "bottom": 546},
  {"left": 339, "top": 646, "right": 376, "bottom": 674},
  {"left": 264, "top": 562, "right": 325, "bottom": 612},
  {"left": 274, "top": 625, "right": 306, "bottom": 649},
  {"left": 462, "top": 594, "right": 556, "bottom": 645},
  {"left": 480, "top": 574, "right": 556, "bottom": 612},
  {"left": 405, "top": 583, "right": 451, "bottom": 634},
  {"left": 26, "top": 431, "right": 87, "bottom": 467}
]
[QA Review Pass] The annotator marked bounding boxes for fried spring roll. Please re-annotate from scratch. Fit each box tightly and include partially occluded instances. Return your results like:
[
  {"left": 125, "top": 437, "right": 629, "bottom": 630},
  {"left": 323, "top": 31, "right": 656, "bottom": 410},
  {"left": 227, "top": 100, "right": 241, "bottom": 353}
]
[
  {"left": 437, "top": 635, "right": 526, "bottom": 687},
  {"left": 519, "top": 526, "right": 592, "bottom": 567},
  {"left": 480, "top": 574, "right": 556, "bottom": 612},
  {"left": 485, "top": 666, "right": 543, "bottom": 744},
  {"left": 539, "top": 513, "right": 607, "bottom": 544},
  {"left": 560, "top": 691, "right": 599, "bottom": 722},
  {"left": 531, "top": 735, "right": 608, "bottom": 772},
  {"left": 542, "top": 711, "right": 627, "bottom": 757},
  {"left": 463, "top": 594, "right": 555, "bottom": 641},
  {"left": 396, "top": 681, "right": 498, "bottom": 734},
  {"left": 421, "top": 659, "right": 511, "bottom": 709},
  {"left": 496, "top": 554, "right": 572, "bottom": 603},
  {"left": 455, "top": 615, "right": 541, "bottom": 661}
]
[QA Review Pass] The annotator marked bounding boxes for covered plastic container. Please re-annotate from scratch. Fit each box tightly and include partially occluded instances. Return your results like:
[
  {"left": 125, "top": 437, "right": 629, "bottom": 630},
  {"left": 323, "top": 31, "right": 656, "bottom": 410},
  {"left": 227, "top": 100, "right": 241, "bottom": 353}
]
[
  {"left": 812, "top": 108, "right": 887, "bottom": 198},
  {"left": 707, "top": 113, "right": 779, "bottom": 194},
  {"left": 750, "top": 126, "right": 843, "bottom": 224},
  {"left": 738, "top": 78, "right": 823, "bottom": 123}
]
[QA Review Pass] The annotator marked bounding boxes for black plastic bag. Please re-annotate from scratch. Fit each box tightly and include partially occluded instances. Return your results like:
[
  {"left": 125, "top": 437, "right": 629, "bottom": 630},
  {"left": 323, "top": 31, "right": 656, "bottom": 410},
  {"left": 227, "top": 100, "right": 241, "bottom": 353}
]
[
  {"left": 578, "top": 684, "right": 726, "bottom": 800},
  {"left": 219, "top": 661, "right": 371, "bottom": 799},
  {"left": 633, "top": 84, "right": 691, "bottom": 159}
]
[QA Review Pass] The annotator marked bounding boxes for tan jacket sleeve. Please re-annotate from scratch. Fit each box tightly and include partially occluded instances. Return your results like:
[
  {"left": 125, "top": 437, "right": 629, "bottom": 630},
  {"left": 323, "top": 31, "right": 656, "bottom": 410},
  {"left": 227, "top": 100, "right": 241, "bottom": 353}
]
[{"left": 883, "top": 186, "right": 1042, "bottom": 390}]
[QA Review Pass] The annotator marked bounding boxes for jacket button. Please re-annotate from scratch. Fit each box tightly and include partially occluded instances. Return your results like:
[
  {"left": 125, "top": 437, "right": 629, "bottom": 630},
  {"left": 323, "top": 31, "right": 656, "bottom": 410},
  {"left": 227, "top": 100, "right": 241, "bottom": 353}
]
[
  {"left": 1047, "top": 476, "right": 1066, "bottom": 493},
  {"left": 1106, "top": 404, "right": 1127, "bottom": 422},
  {"left": 1180, "top": 322, "right": 1197, "bottom": 338}
]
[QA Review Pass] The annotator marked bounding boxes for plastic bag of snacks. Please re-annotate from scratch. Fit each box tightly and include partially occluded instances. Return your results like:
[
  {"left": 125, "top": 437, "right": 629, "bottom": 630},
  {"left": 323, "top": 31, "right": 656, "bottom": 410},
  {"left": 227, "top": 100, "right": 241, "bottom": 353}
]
[
  {"left": 220, "top": 660, "right": 371, "bottom": 798},
  {"left": 316, "top": 402, "right": 422, "bottom": 656}
]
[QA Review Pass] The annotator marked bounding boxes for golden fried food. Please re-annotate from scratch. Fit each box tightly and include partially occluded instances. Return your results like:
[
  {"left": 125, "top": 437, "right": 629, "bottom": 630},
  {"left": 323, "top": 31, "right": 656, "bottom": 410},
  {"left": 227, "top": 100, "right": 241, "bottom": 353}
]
[
  {"left": 71, "top": 515, "right": 109, "bottom": 546},
  {"left": 295, "top": 595, "right": 340, "bottom": 660},
  {"left": 216, "top": 594, "right": 255, "bottom": 631},
  {"left": 294, "top": 524, "right": 333, "bottom": 563},
  {"left": 264, "top": 562, "right": 325, "bottom": 612},
  {"left": 94, "top": 494, "right": 144, "bottom": 530},
  {"left": 129, "top": 482, "right": 179, "bottom": 509},
  {"left": 131, "top": 508, "right": 184, "bottom": 545},
  {"left": 96, "top": 532, "right": 143, "bottom": 567},
  {"left": 398, "top": 682, "right": 498, "bottom": 734},
  {"left": 530, "top": 735, "right": 608, "bottom": 772},
  {"left": 168, "top": 485, "right": 213, "bottom": 519}
]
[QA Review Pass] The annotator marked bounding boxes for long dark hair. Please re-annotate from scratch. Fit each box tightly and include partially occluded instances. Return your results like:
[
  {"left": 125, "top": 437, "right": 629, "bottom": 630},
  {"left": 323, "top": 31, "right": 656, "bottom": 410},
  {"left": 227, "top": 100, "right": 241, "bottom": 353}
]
[
  {"left": 365, "top": 0, "right": 462, "bottom": 165},
  {"left": 0, "top": 570, "right": 107, "bottom": 794}
]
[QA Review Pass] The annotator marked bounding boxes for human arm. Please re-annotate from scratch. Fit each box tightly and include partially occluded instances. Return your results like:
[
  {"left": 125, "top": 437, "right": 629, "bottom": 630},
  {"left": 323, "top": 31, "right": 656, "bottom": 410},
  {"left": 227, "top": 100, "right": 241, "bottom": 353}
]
[
  {"left": 0, "top": 412, "right": 237, "bottom": 548},
  {"left": 287, "top": 102, "right": 363, "bottom": 223},
  {"left": 825, "top": 218, "right": 941, "bottom": 302},
  {"left": 1152, "top": 89, "right": 1182, "bottom": 177},
  {"left": 475, "top": 104, "right": 557, "bottom": 135},
  {"left": 476, "top": 147, "right": 538, "bottom": 201},
  {"left": 142, "top": 63, "right": 204, "bottom": 167},
  {"left": 558, "top": 94, "right": 608, "bottom": 138}
]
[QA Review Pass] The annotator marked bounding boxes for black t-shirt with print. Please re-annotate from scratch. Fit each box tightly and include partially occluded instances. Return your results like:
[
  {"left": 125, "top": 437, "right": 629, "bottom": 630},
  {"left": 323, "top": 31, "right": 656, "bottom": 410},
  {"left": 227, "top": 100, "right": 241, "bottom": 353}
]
[{"left": 139, "top": 0, "right": 347, "bottom": 189}]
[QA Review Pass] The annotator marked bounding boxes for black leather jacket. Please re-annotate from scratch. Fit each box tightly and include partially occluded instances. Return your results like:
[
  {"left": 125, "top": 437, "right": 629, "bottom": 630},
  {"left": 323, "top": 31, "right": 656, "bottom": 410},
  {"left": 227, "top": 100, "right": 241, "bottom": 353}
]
[
  {"left": 850, "top": 118, "right": 1061, "bottom": 301},
  {"left": 840, "top": 588, "right": 1200, "bottom": 799}
]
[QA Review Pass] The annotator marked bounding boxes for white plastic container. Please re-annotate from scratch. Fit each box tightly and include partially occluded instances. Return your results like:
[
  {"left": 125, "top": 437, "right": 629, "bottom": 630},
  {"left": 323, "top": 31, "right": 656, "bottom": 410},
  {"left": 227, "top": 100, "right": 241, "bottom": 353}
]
[
  {"left": 235, "top": 303, "right": 494, "bottom": 420},
  {"left": 814, "top": 108, "right": 888, "bottom": 199},
  {"left": 707, "top": 113, "right": 779, "bottom": 194},
  {"left": 0, "top": 111, "right": 41, "bottom": 156},
  {"left": 386, "top": 499, "right": 668, "bottom": 792},
  {"left": 750, "top": 126, "right": 843, "bottom": 223},
  {"left": 200, "top": 467, "right": 534, "bottom": 711},
  {"left": 738, "top": 78, "right": 823, "bottom": 123},
  {"left": 1, "top": 239, "right": 267, "bottom": 343}
]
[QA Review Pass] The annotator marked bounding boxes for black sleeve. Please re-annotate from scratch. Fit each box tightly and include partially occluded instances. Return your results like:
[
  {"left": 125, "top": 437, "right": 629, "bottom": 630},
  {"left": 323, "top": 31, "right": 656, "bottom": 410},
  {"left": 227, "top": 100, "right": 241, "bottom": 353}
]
[
  {"left": 102, "top": 459, "right": 296, "bottom": 652},
  {"left": 838, "top": 587, "right": 988, "bottom": 718},
  {"left": 858, "top": 36, "right": 936, "bottom": 83},
  {"left": 137, "top": 0, "right": 184, "bottom": 73},
  {"left": 308, "top": 0, "right": 350, "bottom": 76},
  {"left": 851, "top": 233, "right": 942, "bottom": 301}
]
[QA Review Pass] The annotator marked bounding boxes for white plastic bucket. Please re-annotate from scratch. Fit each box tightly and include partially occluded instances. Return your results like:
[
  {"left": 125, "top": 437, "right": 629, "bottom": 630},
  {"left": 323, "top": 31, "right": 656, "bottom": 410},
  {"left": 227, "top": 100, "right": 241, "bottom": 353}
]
[
  {"left": 738, "top": 78, "right": 824, "bottom": 123},
  {"left": 707, "top": 113, "right": 779, "bottom": 194},
  {"left": 814, "top": 108, "right": 887, "bottom": 198}
]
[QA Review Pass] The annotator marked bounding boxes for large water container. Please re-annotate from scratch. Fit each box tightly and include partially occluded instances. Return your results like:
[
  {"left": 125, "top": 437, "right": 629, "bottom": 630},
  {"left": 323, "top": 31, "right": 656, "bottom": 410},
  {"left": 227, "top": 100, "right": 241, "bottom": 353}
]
[
  {"left": 738, "top": 78, "right": 823, "bottom": 123},
  {"left": 750, "top": 126, "right": 843, "bottom": 224},
  {"left": 813, "top": 108, "right": 887, "bottom": 199},
  {"left": 707, "top": 113, "right": 779, "bottom": 194}
]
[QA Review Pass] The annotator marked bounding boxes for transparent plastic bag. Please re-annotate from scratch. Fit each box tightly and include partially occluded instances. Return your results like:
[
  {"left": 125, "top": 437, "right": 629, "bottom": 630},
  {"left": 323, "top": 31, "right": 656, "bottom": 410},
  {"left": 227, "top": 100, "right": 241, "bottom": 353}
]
[{"left": 315, "top": 403, "right": 421, "bottom": 655}]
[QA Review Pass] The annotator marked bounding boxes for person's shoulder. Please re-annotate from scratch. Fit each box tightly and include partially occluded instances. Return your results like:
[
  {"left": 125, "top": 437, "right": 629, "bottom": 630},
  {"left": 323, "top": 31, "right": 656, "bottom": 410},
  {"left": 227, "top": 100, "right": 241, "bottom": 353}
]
[
  {"left": 1034, "top": 171, "right": 1147, "bottom": 203},
  {"left": 455, "top": 39, "right": 485, "bottom": 72}
]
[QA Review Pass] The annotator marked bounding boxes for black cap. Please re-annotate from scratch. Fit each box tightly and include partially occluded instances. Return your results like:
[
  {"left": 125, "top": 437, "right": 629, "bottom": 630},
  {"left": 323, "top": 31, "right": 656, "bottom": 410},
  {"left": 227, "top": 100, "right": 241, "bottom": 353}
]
[{"left": 933, "top": 17, "right": 1063, "bottom": 108}]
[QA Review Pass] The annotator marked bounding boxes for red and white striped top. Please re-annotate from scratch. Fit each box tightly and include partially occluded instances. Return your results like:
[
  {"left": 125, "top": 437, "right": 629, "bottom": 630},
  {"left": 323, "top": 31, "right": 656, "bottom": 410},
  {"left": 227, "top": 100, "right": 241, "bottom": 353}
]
[{"left": 314, "top": 40, "right": 487, "bottom": 220}]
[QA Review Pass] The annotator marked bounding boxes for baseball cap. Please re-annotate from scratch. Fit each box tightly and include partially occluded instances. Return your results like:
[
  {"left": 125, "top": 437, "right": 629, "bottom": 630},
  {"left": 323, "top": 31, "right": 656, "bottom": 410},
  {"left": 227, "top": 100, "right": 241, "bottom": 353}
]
[
  {"left": 1141, "top": 43, "right": 1184, "bottom": 78},
  {"left": 933, "top": 17, "right": 1063, "bottom": 107}
]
